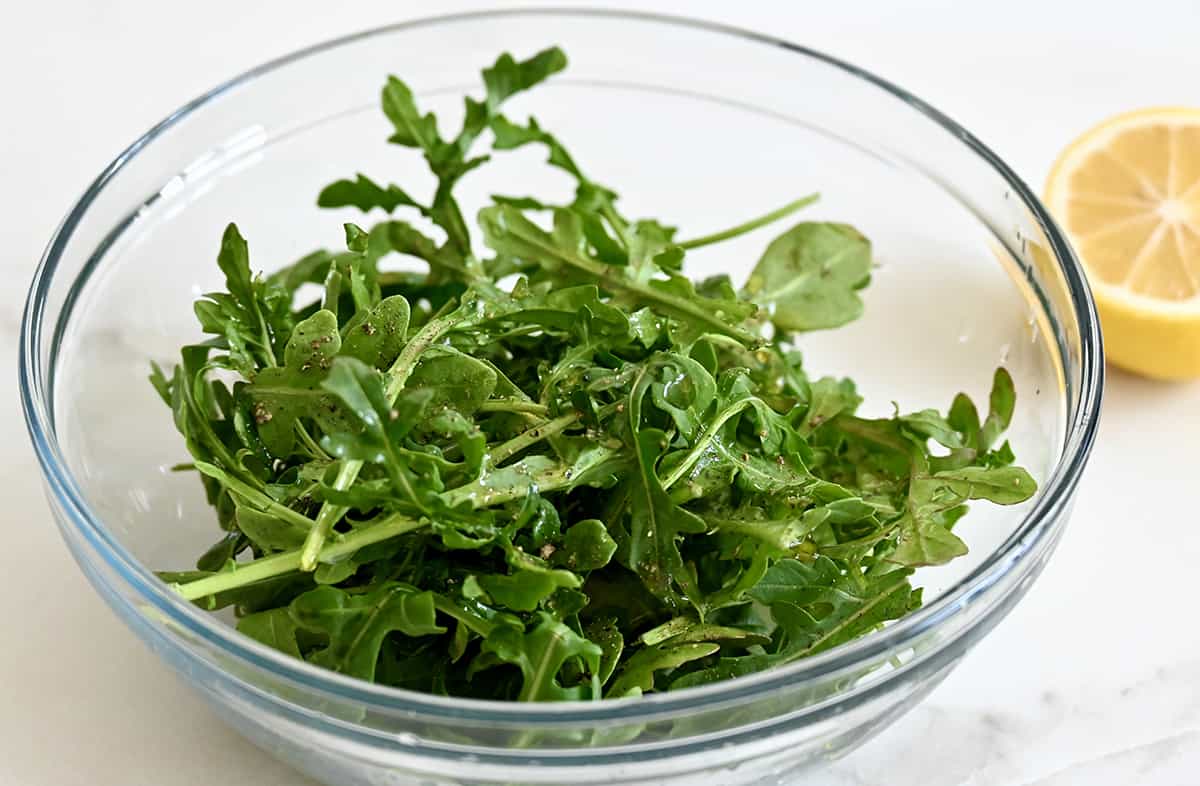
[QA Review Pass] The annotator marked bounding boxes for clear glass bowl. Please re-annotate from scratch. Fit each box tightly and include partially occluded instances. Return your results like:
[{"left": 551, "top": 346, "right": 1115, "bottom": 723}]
[{"left": 19, "top": 10, "right": 1102, "bottom": 786}]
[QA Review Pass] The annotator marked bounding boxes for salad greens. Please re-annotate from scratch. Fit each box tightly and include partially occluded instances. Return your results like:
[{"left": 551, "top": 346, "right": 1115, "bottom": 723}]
[{"left": 154, "top": 46, "right": 1036, "bottom": 702}]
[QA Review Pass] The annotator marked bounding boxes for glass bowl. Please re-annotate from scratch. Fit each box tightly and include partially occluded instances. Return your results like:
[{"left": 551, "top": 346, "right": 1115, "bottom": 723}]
[{"left": 19, "top": 9, "right": 1102, "bottom": 786}]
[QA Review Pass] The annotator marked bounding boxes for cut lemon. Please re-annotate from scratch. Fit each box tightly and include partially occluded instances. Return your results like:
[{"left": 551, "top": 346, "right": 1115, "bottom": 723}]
[{"left": 1045, "top": 107, "right": 1200, "bottom": 380}]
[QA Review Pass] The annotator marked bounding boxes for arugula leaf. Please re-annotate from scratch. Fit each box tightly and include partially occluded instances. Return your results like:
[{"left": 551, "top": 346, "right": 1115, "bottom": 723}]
[
  {"left": 464, "top": 567, "right": 579, "bottom": 613},
  {"left": 948, "top": 392, "right": 983, "bottom": 449},
  {"left": 555, "top": 519, "right": 617, "bottom": 571},
  {"left": 934, "top": 465, "right": 1038, "bottom": 504},
  {"left": 748, "top": 557, "right": 920, "bottom": 659},
  {"left": 479, "top": 205, "right": 760, "bottom": 345},
  {"left": 901, "top": 409, "right": 966, "bottom": 450},
  {"left": 608, "top": 641, "right": 721, "bottom": 697},
  {"left": 193, "top": 224, "right": 292, "bottom": 376},
  {"left": 745, "top": 222, "right": 872, "bottom": 331},
  {"left": 473, "top": 284, "right": 630, "bottom": 341},
  {"left": 236, "top": 506, "right": 309, "bottom": 552},
  {"left": 237, "top": 608, "right": 302, "bottom": 657},
  {"left": 248, "top": 309, "right": 342, "bottom": 456},
  {"left": 585, "top": 618, "right": 625, "bottom": 685},
  {"left": 289, "top": 583, "right": 445, "bottom": 681},
  {"left": 480, "top": 48, "right": 568, "bottom": 112},
  {"left": 891, "top": 449, "right": 1036, "bottom": 567},
  {"left": 317, "top": 174, "right": 422, "bottom": 214},
  {"left": 669, "top": 654, "right": 772, "bottom": 690},
  {"left": 625, "top": 428, "right": 706, "bottom": 610},
  {"left": 339, "top": 295, "right": 410, "bottom": 370},
  {"left": 405, "top": 347, "right": 499, "bottom": 416},
  {"left": 319, "top": 357, "right": 433, "bottom": 509},
  {"left": 479, "top": 612, "right": 601, "bottom": 701},
  {"left": 981, "top": 367, "right": 1017, "bottom": 450}
]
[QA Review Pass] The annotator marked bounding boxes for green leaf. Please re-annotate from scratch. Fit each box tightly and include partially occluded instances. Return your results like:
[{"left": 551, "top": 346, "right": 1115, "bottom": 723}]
[
  {"left": 745, "top": 222, "right": 872, "bottom": 331},
  {"left": 479, "top": 205, "right": 760, "bottom": 345},
  {"left": 406, "top": 347, "right": 498, "bottom": 415},
  {"left": 607, "top": 641, "right": 720, "bottom": 697},
  {"left": 273, "top": 309, "right": 341, "bottom": 384},
  {"left": 382, "top": 75, "right": 441, "bottom": 150},
  {"left": 481, "top": 47, "right": 567, "bottom": 111},
  {"left": 474, "top": 284, "right": 630, "bottom": 340},
  {"left": 749, "top": 557, "right": 919, "bottom": 659},
  {"left": 313, "top": 557, "right": 360, "bottom": 585},
  {"left": 479, "top": 612, "right": 602, "bottom": 701},
  {"left": 646, "top": 353, "right": 718, "bottom": 441},
  {"left": 248, "top": 309, "right": 343, "bottom": 456},
  {"left": 640, "top": 618, "right": 770, "bottom": 649},
  {"left": 797, "top": 376, "right": 861, "bottom": 436},
  {"left": 339, "top": 295, "right": 411, "bottom": 370},
  {"left": 981, "top": 367, "right": 1016, "bottom": 449},
  {"left": 368, "top": 221, "right": 472, "bottom": 280},
  {"left": 947, "top": 392, "right": 982, "bottom": 450},
  {"left": 465, "top": 567, "right": 579, "bottom": 612},
  {"left": 216, "top": 223, "right": 256, "bottom": 315},
  {"left": 933, "top": 465, "right": 1038, "bottom": 505},
  {"left": 236, "top": 505, "right": 309, "bottom": 552},
  {"left": 583, "top": 618, "right": 624, "bottom": 686},
  {"left": 192, "top": 461, "right": 314, "bottom": 533},
  {"left": 626, "top": 428, "right": 707, "bottom": 610},
  {"left": 237, "top": 608, "right": 302, "bottom": 657},
  {"left": 266, "top": 249, "right": 335, "bottom": 291},
  {"left": 290, "top": 583, "right": 445, "bottom": 681},
  {"left": 555, "top": 519, "right": 617, "bottom": 571},
  {"left": 670, "top": 654, "right": 772, "bottom": 690},
  {"left": 489, "top": 115, "right": 584, "bottom": 180},
  {"left": 194, "top": 224, "right": 290, "bottom": 376},
  {"left": 987, "top": 439, "right": 1017, "bottom": 468},
  {"left": 890, "top": 509, "right": 969, "bottom": 566},
  {"left": 891, "top": 463, "right": 1036, "bottom": 567},
  {"left": 901, "top": 409, "right": 965, "bottom": 450},
  {"left": 319, "top": 357, "right": 433, "bottom": 506},
  {"left": 629, "top": 308, "right": 665, "bottom": 348},
  {"left": 317, "top": 174, "right": 422, "bottom": 214}
]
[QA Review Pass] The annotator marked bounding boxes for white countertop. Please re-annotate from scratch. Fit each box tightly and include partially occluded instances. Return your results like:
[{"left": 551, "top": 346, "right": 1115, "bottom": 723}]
[{"left": 3, "top": 2, "right": 1199, "bottom": 784}]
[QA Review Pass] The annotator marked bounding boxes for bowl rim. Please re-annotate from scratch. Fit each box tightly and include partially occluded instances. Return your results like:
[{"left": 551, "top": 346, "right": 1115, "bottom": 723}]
[{"left": 19, "top": 7, "right": 1103, "bottom": 726}]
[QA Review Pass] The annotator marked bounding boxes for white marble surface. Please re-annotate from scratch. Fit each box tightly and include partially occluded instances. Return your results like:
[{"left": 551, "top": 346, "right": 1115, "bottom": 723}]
[{"left": 3, "top": 2, "right": 1199, "bottom": 784}]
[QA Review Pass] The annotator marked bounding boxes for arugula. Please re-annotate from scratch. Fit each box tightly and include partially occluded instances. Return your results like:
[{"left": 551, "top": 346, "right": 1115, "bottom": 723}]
[{"left": 155, "top": 46, "right": 1037, "bottom": 703}]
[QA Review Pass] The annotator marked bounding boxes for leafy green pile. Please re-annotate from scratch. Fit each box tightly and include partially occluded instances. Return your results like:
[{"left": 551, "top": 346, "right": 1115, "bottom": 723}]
[{"left": 155, "top": 47, "right": 1036, "bottom": 702}]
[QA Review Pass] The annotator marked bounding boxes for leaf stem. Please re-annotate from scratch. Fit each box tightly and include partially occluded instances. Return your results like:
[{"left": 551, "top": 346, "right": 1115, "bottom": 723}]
[
  {"left": 384, "top": 307, "right": 466, "bottom": 401},
  {"left": 440, "top": 457, "right": 583, "bottom": 509},
  {"left": 173, "top": 513, "right": 426, "bottom": 601},
  {"left": 707, "top": 517, "right": 819, "bottom": 553},
  {"left": 299, "top": 461, "right": 356, "bottom": 571},
  {"left": 490, "top": 412, "right": 580, "bottom": 466},
  {"left": 500, "top": 213, "right": 761, "bottom": 345},
  {"left": 432, "top": 595, "right": 502, "bottom": 637},
  {"left": 256, "top": 308, "right": 279, "bottom": 369},
  {"left": 194, "top": 462, "right": 315, "bottom": 531},
  {"left": 660, "top": 399, "right": 757, "bottom": 490},
  {"left": 835, "top": 416, "right": 913, "bottom": 454},
  {"left": 177, "top": 445, "right": 618, "bottom": 598},
  {"left": 677, "top": 194, "right": 819, "bottom": 250},
  {"left": 476, "top": 399, "right": 549, "bottom": 416},
  {"left": 295, "top": 422, "right": 330, "bottom": 460},
  {"left": 600, "top": 204, "right": 632, "bottom": 249}
]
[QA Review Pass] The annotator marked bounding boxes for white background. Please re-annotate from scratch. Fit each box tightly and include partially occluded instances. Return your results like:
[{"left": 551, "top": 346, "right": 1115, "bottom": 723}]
[{"left": 3, "top": 2, "right": 1199, "bottom": 784}]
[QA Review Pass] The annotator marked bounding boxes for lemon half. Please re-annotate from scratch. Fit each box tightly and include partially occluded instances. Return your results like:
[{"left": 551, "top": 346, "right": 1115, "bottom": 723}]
[{"left": 1045, "top": 107, "right": 1200, "bottom": 380}]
